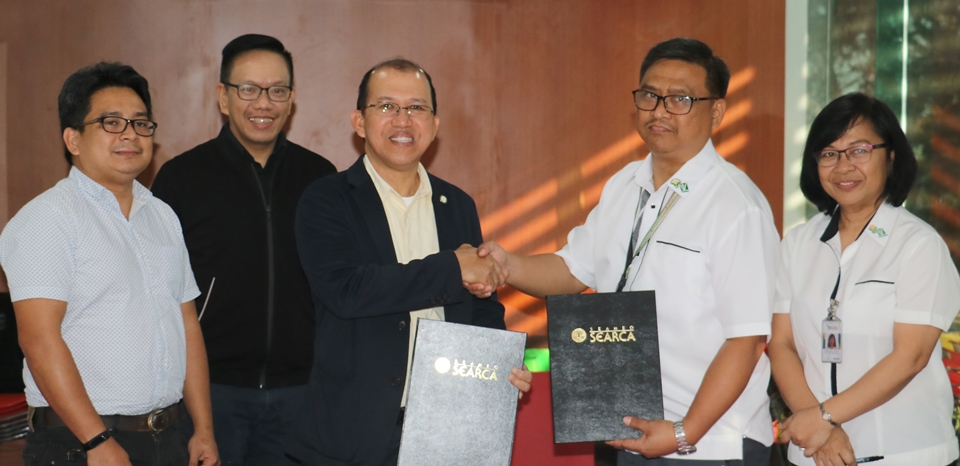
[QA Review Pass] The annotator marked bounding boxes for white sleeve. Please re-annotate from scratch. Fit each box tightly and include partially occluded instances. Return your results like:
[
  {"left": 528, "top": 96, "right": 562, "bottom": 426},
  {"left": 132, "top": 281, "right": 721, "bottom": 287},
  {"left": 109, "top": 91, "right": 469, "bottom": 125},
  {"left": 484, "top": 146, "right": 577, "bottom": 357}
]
[
  {"left": 555, "top": 206, "right": 601, "bottom": 291},
  {"left": 709, "top": 206, "right": 780, "bottom": 338},
  {"left": 894, "top": 234, "right": 960, "bottom": 331},
  {"left": 773, "top": 227, "right": 797, "bottom": 315},
  {"left": 0, "top": 201, "right": 75, "bottom": 302}
]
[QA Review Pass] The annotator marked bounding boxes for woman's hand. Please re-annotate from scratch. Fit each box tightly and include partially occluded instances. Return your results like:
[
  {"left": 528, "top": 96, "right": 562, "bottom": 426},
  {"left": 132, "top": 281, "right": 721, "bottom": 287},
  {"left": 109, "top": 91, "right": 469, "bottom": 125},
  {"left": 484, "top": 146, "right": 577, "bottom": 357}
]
[
  {"left": 811, "top": 426, "right": 855, "bottom": 466},
  {"left": 779, "top": 405, "right": 834, "bottom": 456}
]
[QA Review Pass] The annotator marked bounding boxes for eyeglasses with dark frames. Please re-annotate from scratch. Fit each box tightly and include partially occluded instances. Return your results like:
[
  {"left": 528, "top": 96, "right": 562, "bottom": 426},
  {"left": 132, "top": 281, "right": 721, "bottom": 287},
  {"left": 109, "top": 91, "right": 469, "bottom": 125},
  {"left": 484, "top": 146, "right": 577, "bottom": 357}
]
[
  {"left": 222, "top": 82, "right": 292, "bottom": 102},
  {"left": 81, "top": 116, "right": 158, "bottom": 137},
  {"left": 632, "top": 89, "right": 717, "bottom": 115},
  {"left": 814, "top": 143, "right": 888, "bottom": 167}
]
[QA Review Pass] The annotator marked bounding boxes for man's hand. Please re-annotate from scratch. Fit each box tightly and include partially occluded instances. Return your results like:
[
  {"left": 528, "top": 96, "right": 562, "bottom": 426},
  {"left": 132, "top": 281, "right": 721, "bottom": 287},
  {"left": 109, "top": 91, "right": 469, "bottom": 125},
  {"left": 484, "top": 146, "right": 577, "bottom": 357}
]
[
  {"left": 455, "top": 244, "right": 504, "bottom": 294},
  {"left": 462, "top": 241, "right": 509, "bottom": 298},
  {"left": 779, "top": 405, "right": 834, "bottom": 457},
  {"left": 606, "top": 418, "right": 678, "bottom": 458},
  {"left": 188, "top": 429, "right": 220, "bottom": 466},
  {"left": 508, "top": 366, "right": 533, "bottom": 398},
  {"left": 811, "top": 426, "right": 855, "bottom": 466},
  {"left": 85, "top": 438, "right": 132, "bottom": 466}
]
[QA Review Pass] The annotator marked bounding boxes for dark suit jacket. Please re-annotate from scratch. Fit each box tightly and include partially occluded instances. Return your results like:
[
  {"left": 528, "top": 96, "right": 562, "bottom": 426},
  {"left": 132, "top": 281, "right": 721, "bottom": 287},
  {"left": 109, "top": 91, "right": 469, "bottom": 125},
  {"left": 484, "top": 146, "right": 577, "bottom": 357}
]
[{"left": 290, "top": 157, "right": 505, "bottom": 465}]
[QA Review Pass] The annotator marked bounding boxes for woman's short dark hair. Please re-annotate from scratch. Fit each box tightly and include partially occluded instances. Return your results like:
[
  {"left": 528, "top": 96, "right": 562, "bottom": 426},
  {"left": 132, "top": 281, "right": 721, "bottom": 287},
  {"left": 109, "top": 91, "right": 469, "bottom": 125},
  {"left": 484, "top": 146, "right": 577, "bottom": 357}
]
[
  {"left": 58, "top": 62, "right": 152, "bottom": 165},
  {"left": 640, "top": 37, "right": 730, "bottom": 98},
  {"left": 799, "top": 93, "right": 917, "bottom": 214}
]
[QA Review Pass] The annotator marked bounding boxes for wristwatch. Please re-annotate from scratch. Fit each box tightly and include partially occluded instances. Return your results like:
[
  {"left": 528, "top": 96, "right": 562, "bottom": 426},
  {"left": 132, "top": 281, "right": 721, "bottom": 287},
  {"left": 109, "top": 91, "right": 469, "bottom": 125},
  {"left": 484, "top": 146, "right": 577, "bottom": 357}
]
[
  {"left": 673, "top": 419, "right": 697, "bottom": 455},
  {"left": 819, "top": 402, "right": 840, "bottom": 427}
]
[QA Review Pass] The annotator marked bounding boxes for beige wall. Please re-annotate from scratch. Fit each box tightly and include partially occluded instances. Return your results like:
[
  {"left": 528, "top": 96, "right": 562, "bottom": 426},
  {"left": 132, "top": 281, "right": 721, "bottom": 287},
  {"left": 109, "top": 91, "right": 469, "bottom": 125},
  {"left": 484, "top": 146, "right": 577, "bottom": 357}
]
[{"left": 0, "top": 0, "right": 784, "bottom": 344}]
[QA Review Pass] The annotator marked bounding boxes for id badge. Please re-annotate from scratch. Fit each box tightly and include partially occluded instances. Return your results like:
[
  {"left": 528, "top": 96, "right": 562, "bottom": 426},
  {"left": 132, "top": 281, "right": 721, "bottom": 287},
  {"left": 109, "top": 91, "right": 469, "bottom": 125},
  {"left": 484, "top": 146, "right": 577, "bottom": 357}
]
[{"left": 821, "top": 317, "right": 842, "bottom": 363}]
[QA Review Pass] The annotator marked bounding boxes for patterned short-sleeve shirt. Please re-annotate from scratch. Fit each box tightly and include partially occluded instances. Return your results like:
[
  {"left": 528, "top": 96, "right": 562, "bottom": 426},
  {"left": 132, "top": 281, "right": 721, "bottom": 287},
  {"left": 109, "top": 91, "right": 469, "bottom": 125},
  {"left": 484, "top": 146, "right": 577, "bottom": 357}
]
[{"left": 0, "top": 167, "right": 201, "bottom": 415}]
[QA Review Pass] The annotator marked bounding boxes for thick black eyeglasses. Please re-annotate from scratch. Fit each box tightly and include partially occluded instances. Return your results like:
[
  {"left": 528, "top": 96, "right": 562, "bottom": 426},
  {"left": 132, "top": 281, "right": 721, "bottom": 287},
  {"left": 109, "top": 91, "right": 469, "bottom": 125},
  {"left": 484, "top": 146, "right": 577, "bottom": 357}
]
[
  {"left": 632, "top": 90, "right": 717, "bottom": 115},
  {"left": 222, "top": 82, "right": 292, "bottom": 102},
  {"left": 81, "top": 117, "right": 157, "bottom": 137}
]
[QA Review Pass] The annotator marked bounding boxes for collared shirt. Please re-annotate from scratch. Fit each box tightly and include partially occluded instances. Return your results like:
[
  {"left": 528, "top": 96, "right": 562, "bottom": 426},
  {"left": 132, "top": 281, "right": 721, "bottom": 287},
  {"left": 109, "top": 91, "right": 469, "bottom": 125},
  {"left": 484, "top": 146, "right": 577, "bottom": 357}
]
[
  {"left": 0, "top": 167, "right": 201, "bottom": 415},
  {"left": 775, "top": 203, "right": 960, "bottom": 466},
  {"left": 556, "top": 140, "right": 779, "bottom": 459},
  {"left": 362, "top": 155, "right": 444, "bottom": 407}
]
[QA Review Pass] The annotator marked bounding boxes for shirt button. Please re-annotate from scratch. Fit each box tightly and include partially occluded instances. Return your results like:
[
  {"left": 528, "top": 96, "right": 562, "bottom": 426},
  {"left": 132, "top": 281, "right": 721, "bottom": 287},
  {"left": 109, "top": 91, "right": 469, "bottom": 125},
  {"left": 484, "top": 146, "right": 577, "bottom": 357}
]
[
  {"left": 391, "top": 377, "right": 403, "bottom": 387},
  {"left": 650, "top": 205, "right": 656, "bottom": 209},
  {"left": 398, "top": 321, "right": 407, "bottom": 330}
]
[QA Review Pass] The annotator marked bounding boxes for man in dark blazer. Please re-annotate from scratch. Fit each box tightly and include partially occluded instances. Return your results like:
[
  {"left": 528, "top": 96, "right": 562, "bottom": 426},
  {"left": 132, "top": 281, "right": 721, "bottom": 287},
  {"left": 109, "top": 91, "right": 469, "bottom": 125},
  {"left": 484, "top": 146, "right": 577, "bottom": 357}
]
[{"left": 288, "top": 59, "right": 532, "bottom": 466}]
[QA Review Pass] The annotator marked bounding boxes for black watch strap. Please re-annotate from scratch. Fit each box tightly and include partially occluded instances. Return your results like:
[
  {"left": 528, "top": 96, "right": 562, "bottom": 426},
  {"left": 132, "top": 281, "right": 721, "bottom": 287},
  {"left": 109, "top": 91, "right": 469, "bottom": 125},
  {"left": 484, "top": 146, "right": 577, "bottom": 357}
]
[{"left": 82, "top": 429, "right": 113, "bottom": 451}]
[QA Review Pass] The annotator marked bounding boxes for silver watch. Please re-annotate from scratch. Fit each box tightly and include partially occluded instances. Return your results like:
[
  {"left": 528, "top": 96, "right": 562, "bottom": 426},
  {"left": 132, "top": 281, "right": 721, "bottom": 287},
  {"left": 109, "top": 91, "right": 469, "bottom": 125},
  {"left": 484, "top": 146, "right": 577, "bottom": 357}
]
[
  {"left": 819, "top": 402, "right": 840, "bottom": 427},
  {"left": 673, "top": 419, "right": 697, "bottom": 455}
]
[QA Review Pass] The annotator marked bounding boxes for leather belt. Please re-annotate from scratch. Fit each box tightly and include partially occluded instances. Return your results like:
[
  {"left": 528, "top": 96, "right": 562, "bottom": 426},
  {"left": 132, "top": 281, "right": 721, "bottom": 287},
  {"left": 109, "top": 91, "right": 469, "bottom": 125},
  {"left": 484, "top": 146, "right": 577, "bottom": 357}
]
[{"left": 27, "top": 403, "right": 180, "bottom": 432}]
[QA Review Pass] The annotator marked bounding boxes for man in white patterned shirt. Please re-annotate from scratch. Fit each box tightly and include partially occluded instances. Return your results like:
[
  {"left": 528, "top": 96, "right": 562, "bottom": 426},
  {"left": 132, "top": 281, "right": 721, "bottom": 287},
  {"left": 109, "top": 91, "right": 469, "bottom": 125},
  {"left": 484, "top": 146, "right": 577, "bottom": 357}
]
[{"left": 0, "top": 63, "right": 219, "bottom": 466}]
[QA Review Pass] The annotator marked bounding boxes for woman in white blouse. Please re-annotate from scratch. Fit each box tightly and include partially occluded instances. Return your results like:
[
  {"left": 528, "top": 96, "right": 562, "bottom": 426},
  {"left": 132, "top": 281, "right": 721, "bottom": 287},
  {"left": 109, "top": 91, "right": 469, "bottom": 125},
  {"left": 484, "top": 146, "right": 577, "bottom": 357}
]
[{"left": 769, "top": 93, "right": 960, "bottom": 466}]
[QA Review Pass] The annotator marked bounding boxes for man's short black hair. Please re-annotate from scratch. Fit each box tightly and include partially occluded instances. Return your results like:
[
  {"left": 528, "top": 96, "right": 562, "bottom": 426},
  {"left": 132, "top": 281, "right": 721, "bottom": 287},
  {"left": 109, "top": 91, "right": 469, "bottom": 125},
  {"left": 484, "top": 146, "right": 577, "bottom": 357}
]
[
  {"left": 640, "top": 37, "right": 731, "bottom": 98},
  {"left": 220, "top": 34, "right": 294, "bottom": 87},
  {"left": 58, "top": 62, "right": 152, "bottom": 165},
  {"left": 356, "top": 58, "right": 437, "bottom": 115},
  {"left": 799, "top": 92, "right": 917, "bottom": 214}
]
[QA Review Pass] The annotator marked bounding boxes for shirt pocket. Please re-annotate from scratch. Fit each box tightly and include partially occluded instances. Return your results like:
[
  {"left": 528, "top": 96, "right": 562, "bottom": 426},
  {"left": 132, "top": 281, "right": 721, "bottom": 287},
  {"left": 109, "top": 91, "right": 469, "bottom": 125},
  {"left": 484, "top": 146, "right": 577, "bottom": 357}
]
[
  {"left": 652, "top": 239, "right": 707, "bottom": 299},
  {"left": 844, "top": 279, "right": 896, "bottom": 335},
  {"left": 154, "top": 245, "right": 186, "bottom": 300}
]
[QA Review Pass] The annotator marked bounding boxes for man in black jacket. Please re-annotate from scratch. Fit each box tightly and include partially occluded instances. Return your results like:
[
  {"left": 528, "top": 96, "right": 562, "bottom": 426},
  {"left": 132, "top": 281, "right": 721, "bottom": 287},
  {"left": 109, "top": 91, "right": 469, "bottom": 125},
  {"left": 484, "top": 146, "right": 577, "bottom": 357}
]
[
  {"left": 152, "top": 34, "right": 336, "bottom": 466},
  {"left": 288, "top": 58, "right": 531, "bottom": 466}
]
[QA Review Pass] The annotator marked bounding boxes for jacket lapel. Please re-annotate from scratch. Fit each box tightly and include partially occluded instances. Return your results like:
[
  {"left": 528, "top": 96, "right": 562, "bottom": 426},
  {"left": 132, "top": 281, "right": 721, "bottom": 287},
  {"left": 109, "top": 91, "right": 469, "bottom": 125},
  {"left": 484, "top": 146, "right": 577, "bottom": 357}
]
[
  {"left": 431, "top": 177, "right": 456, "bottom": 251},
  {"left": 347, "top": 158, "right": 398, "bottom": 265}
]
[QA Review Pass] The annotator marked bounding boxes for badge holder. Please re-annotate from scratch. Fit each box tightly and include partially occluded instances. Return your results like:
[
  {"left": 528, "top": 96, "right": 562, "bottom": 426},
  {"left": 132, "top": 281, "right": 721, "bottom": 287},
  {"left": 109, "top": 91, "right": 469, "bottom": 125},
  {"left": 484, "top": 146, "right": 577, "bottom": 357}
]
[{"left": 821, "top": 299, "right": 842, "bottom": 364}]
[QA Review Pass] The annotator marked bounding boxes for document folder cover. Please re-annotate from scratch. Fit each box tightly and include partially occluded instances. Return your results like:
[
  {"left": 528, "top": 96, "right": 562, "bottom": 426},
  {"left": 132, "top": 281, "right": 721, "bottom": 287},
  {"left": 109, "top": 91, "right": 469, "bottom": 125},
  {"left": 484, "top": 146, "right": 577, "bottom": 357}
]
[
  {"left": 546, "top": 290, "right": 662, "bottom": 443},
  {"left": 398, "top": 319, "right": 526, "bottom": 466}
]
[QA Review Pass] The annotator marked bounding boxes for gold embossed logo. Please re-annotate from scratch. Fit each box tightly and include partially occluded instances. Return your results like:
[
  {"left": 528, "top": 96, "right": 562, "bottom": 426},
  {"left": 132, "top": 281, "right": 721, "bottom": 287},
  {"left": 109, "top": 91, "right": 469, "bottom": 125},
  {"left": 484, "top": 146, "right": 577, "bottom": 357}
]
[
  {"left": 589, "top": 326, "right": 637, "bottom": 343},
  {"left": 571, "top": 328, "right": 587, "bottom": 343},
  {"left": 450, "top": 359, "right": 499, "bottom": 381},
  {"left": 434, "top": 357, "right": 451, "bottom": 374}
]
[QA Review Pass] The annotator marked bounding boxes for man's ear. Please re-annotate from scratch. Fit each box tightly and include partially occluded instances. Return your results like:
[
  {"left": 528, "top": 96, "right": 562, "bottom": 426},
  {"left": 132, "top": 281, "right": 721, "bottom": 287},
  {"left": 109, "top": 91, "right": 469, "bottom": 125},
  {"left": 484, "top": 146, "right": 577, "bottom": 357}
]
[
  {"left": 217, "top": 83, "right": 229, "bottom": 116},
  {"left": 710, "top": 98, "right": 727, "bottom": 131},
  {"left": 63, "top": 127, "right": 82, "bottom": 157},
  {"left": 350, "top": 109, "right": 366, "bottom": 139}
]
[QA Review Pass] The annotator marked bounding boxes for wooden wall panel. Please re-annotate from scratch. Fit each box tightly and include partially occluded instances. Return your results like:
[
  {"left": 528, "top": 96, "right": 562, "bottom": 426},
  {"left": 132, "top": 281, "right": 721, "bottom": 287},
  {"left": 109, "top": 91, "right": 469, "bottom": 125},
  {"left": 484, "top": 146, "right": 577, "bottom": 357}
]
[{"left": 0, "top": 0, "right": 785, "bottom": 346}]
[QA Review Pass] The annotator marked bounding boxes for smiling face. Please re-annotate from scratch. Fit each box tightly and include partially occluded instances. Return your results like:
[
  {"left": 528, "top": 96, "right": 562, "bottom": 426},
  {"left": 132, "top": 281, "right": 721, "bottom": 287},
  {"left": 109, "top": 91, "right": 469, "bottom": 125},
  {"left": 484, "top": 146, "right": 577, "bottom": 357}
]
[
  {"left": 63, "top": 86, "right": 152, "bottom": 190},
  {"left": 217, "top": 50, "right": 294, "bottom": 158},
  {"left": 350, "top": 67, "right": 439, "bottom": 180},
  {"left": 635, "top": 59, "right": 725, "bottom": 164},
  {"left": 818, "top": 119, "right": 892, "bottom": 214}
]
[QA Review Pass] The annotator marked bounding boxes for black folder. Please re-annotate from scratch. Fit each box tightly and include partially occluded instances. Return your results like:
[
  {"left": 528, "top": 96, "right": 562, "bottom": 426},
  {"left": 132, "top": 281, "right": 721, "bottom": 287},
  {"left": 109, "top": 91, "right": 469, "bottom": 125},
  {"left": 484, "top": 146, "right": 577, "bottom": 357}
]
[
  {"left": 546, "top": 290, "right": 662, "bottom": 443},
  {"left": 398, "top": 319, "right": 526, "bottom": 466}
]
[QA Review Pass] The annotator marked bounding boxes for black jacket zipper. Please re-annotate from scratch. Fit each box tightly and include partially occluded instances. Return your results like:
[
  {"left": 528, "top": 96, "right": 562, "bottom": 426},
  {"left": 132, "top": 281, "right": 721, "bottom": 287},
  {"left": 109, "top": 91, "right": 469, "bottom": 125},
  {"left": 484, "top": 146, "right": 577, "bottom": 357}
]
[{"left": 251, "top": 164, "right": 276, "bottom": 389}]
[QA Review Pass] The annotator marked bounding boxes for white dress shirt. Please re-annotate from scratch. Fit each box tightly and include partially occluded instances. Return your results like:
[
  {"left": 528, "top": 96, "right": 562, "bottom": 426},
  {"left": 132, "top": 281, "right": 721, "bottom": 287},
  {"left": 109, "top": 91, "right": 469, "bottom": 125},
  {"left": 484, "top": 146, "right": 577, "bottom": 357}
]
[
  {"left": 556, "top": 140, "right": 780, "bottom": 460},
  {"left": 775, "top": 202, "right": 960, "bottom": 466},
  {"left": 0, "top": 167, "right": 200, "bottom": 415}
]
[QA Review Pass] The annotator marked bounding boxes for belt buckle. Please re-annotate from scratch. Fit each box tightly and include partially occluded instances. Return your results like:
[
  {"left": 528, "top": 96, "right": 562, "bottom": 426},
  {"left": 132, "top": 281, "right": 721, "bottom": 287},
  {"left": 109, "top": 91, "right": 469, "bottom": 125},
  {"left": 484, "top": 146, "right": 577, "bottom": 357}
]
[{"left": 146, "top": 407, "right": 166, "bottom": 432}]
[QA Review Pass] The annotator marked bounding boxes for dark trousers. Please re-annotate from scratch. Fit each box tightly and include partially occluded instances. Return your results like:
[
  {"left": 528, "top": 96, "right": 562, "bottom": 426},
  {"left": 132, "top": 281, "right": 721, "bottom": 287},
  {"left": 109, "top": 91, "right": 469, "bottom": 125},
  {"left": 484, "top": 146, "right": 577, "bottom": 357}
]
[
  {"left": 21, "top": 424, "right": 188, "bottom": 466},
  {"left": 617, "top": 438, "right": 771, "bottom": 466},
  {"left": 287, "top": 409, "right": 403, "bottom": 466},
  {"left": 200, "top": 383, "right": 306, "bottom": 466}
]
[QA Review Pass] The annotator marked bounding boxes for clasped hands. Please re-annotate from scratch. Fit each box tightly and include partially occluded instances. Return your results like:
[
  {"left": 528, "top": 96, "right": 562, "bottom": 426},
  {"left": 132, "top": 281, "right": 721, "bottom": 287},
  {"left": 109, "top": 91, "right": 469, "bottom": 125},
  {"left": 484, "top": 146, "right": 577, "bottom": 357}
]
[
  {"left": 779, "top": 406, "right": 855, "bottom": 466},
  {"left": 456, "top": 242, "right": 508, "bottom": 298}
]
